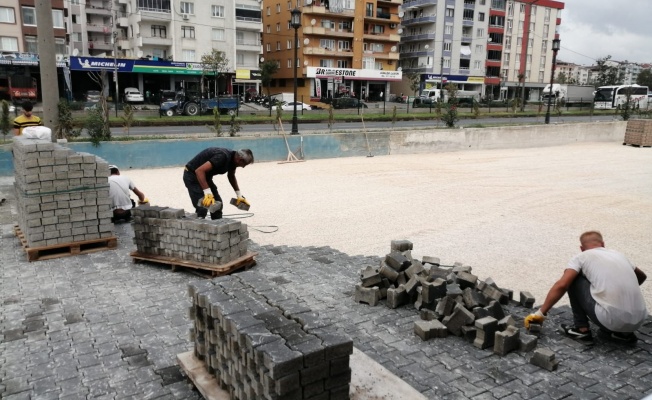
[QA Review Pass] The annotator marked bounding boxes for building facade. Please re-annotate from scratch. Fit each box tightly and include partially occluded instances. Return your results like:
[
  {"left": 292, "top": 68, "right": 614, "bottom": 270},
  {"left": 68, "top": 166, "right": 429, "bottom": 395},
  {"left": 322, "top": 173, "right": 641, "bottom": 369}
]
[
  {"left": 554, "top": 60, "right": 590, "bottom": 85},
  {"left": 261, "top": 0, "right": 403, "bottom": 103}
]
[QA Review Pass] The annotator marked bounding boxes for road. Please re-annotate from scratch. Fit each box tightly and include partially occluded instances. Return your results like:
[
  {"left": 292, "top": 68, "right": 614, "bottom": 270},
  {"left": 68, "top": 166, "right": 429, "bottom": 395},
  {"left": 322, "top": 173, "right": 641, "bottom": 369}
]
[{"left": 109, "top": 114, "right": 618, "bottom": 136}]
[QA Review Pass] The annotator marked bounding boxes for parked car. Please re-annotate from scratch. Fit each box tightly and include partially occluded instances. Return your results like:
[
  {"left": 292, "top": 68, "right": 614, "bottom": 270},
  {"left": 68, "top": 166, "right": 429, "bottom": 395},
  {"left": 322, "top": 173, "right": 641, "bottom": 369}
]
[
  {"left": 272, "top": 101, "right": 312, "bottom": 111},
  {"left": 123, "top": 87, "right": 144, "bottom": 103},
  {"left": 85, "top": 90, "right": 101, "bottom": 102},
  {"left": 332, "top": 97, "right": 368, "bottom": 109},
  {"left": 159, "top": 91, "right": 239, "bottom": 116}
]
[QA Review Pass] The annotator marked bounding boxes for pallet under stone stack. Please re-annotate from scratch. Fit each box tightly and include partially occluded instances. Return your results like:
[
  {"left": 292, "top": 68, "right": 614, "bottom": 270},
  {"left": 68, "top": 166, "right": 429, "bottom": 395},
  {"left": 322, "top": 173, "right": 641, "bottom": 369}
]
[
  {"left": 188, "top": 272, "right": 353, "bottom": 400},
  {"left": 623, "top": 119, "right": 652, "bottom": 147},
  {"left": 131, "top": 206, "right": 249, "bottom": 264},
  {"left": 13, "top": 137, "right": 114, "bottom": 249}
]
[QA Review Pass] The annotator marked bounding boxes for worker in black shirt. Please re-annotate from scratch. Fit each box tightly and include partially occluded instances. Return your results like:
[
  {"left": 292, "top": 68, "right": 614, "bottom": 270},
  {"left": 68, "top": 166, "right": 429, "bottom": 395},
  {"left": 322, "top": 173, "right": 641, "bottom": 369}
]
[{"left": 183, "top": 148, "right": 254, "bottom": 219}]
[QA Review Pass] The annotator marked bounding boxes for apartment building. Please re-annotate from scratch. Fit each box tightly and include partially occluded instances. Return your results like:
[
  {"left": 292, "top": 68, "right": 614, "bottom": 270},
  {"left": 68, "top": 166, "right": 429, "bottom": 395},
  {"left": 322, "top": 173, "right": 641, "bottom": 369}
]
[
  {"left": 0, "top": 0, "right": 67, "bottom": 58},
  {"left": 397, "top": 0, "right": 564, "bottom": 101},
  {"left": 261, "top": 0, "right": 403, "bottom": 103},
  {"left": 554, "top": 60, "right": 590, "bottom": 85}
]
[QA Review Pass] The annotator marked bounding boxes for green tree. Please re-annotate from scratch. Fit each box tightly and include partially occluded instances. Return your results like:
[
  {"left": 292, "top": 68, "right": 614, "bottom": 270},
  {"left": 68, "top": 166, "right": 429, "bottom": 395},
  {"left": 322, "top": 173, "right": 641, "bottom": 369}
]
[
  {"left": 619, "top": 87, "right": 633, "bottom": 121},
  {"left": 441, "top": 83, "right": 459, "bottom": 128},
  {"left": 228, "top": 113, "right": 241, "bottom": 137},
  {"left": 327, "top": 105, "right": 334, "bottom": 133},
  {"left": 85, "top": 107, "right": 111, "bottom": 147},
  {"left": 260, "top": 60, "right": 280, "bottom": 98},
  {"left": 593, "top": 55, "right": 624, "bottom": 87},
  {"left": 636, "top": 69, "right": 652, "bottom": 89},
  {"left": 200, "top": 49, "right": 230, "bottom": 97},
  {"left": 556, "top": 72, "right": 567, "bottom": 84},
  {"left": 55, "top": 100, "right": 81, "bottom": 139},
  {"left": 405, "top": 71, "right": 421, "bottom": 96},
  {"left": 209, "top": 106, "right": 223, "bottom": 137},
  {"left": 121, "top": 103, "right": 135, "bottom": 137},
  {"left": 1, "top": 100, "right": 11, "bottom": 142}
]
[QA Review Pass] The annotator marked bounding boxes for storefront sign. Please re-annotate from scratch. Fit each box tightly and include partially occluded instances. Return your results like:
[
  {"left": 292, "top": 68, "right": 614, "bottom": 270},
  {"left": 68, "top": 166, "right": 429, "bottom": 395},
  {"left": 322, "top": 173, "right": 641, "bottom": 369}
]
[
  {"left": 423, "top": 74, "right": 484, "bottom": 83},
  {"left": 0, "top": 52, "right": 40, "bottom": 65},
  {"left": 69, "top": 57, "right": 218, "bottom": 75},
  {"left": 70, "top": 57, "right": 134, "bottom": 72},
  {"left": 307, "top": 67, "right": 402, "bottom": 81}
]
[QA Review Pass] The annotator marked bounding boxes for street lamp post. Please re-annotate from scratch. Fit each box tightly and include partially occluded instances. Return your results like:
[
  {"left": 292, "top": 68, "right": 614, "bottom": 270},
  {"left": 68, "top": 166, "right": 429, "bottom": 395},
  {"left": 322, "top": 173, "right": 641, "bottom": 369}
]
[
  {"left": 544, "top": 38, "right": 561, "bottom": 124},
  {"left": 290, "top": 8, "right": 302, "bottom": 135}
]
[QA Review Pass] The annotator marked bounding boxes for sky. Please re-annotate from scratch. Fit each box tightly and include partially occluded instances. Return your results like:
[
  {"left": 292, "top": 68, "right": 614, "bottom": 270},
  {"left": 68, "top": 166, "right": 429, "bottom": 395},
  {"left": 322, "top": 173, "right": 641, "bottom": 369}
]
[{"left": 558, "top": 0, "right": 652, "bottom": 66}]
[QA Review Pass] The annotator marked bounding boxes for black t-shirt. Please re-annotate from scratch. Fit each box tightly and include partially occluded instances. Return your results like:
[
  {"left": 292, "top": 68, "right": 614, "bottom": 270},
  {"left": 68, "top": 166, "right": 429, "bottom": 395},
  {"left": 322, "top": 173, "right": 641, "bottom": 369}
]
[{"left": 186, "top": 148, "right": 235, "bottom": 179}]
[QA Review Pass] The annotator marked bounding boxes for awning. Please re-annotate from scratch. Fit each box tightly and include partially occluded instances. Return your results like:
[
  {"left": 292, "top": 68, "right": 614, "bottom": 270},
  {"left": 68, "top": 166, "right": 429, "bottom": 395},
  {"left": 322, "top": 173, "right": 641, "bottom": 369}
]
[{"left": 460, "top": 46, "right": 471, "bottom": 56}]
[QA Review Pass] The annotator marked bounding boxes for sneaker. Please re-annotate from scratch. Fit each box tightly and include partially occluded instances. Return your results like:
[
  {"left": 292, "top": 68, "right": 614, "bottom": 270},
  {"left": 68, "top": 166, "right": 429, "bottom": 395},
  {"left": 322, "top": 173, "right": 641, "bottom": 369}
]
[
  {"left": 561, "top": 324, "right": 594, "bottom": 344},
  {"left": 608, "top": 331, "right": 638, "bottom": 344}
]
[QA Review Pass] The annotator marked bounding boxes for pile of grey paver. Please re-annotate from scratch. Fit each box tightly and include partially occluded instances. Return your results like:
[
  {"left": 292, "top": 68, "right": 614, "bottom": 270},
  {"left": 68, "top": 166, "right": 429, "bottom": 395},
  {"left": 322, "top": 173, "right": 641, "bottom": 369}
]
[
  {"left": 131, "top": 206, "right": 249, "bottom": 265},
  {"left": 355, "top": 240, "right": 559, "bottom": 370},
  {"left": 12, "top": 137, "right": 113, "bottom": 247},
  {"left": 188, "top": 271, "right": 353, "bottom": 400}
]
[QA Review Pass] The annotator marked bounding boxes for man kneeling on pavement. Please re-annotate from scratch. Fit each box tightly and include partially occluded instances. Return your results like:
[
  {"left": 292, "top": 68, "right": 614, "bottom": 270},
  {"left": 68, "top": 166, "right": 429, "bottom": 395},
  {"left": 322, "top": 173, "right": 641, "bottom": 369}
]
[
  {"left": 525, "top": 231, "right": 647, "bottom": 344},
  {"left": 108, "top": 165, "right": 148, "bottom": 222}
]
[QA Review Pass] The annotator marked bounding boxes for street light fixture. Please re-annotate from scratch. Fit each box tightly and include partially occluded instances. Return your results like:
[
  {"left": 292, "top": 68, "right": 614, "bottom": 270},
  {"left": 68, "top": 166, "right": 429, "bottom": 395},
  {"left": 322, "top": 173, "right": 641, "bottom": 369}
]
[
  {"left": 544, "top": 38, "right": 561, "bottom": 124},
  {"left": 290, "top": 8, "right": 302, "bottom": 135}
]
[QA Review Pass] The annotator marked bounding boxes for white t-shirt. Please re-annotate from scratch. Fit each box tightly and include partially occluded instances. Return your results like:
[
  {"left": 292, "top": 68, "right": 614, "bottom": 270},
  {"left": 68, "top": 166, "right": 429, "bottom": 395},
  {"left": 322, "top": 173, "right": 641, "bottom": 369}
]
[
  {"left": 108, "top": 175, "right": 135, "bottom": 211},
  {"left": 567, "top": 247, "right": 647, "bottom": 332}
]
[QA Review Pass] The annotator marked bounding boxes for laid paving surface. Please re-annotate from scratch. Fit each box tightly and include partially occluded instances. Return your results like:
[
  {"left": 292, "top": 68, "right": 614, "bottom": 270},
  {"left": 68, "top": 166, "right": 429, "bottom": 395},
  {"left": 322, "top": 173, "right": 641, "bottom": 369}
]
[{"left": 2, "top": 201, "right": 652, "bottom": 399}]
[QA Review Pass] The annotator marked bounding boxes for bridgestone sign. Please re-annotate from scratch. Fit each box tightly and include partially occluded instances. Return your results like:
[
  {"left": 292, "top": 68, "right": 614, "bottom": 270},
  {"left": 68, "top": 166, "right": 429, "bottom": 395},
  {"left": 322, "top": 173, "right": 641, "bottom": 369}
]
[{"left": 307, "top": 66, "right": 402, "bottom": 81}]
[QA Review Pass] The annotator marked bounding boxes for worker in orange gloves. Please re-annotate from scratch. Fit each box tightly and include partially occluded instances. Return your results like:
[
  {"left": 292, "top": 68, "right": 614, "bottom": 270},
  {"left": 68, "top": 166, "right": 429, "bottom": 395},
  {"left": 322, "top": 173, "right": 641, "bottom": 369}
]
[{"left": 524, "top": 231, "right": 647, "bottom": 345}]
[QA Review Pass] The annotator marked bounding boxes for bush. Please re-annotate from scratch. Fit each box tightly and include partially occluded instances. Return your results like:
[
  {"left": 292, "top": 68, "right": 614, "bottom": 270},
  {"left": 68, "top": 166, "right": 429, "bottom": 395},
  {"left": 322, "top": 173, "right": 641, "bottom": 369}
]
[{"left": 85, "top": 107, "right": 111, "bottom": 146}]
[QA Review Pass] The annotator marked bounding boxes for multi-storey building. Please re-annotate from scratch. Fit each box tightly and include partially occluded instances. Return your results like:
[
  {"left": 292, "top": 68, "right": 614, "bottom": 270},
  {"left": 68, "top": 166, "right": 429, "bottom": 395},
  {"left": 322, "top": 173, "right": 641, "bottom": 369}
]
[
  {"left": 0, "top": 0, "right": 67, "bottom": 57},
  {"left": 554, "top": 60, "right": 590, "bottom": 85},
  {"left": 261, "top": 0, "right": 403, "bottom": 103},
  {"left": 397, "top": 0, "right": 564, "bottom": 102}
]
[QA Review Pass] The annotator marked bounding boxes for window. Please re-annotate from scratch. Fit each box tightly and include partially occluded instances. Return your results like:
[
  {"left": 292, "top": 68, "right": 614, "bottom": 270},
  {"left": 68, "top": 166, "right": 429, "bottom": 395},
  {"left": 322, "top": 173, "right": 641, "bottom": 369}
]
[
  {"left": 443, "top": 58, "right": 451, "bottom": 68},
  {"left": 541, "top": 40, "right": 547, "bottom": 51},
  {"left": 528, "top": 38, "right": 533, "bottom": 48},
  {"left": 288, "top": 1, "right": 292, "bottom": 9},
  {"left": 362, "top": 57, "right": 375, "bottom": 69},
  {"left": 476, "top": 28, "right": 484, "bottom": 37},
  {"left": 321, "top": 20, "right": 334, "bottom": 29},
  {"left": 337, "top": 60, "right": 348, "bottom": 68},
  {"left": 540, "top": 56, "right": 546, "bottom": 67},
  {"left": 320, "top": 59, "right": 334, "bottom": 67},
  {"left": 463, "top": 9, "right": 473, "bottom": 20},
  {"left": 237, "top": 53, "right": 245, "bottom": 65},
  {"left": 374, "top": 61, "right": 383, "bottom": 70},
  {"left": 266, "top": 25, "right": 270, "bottom": 33},
  {"left": 370, "top": 43, "right": 384, "bottom": 52},
  {"left": 516, "top": 37, "right": 522, "bottom": 46},
  {"left": 152, "top": 48, "right": 166, "bottom": 59},
  {"left": 276, "top": 3, "right": 281, "bottom": 12},
  {"left": 544, "top": 8, "right": 551, "bottom": 22},
  {"left": 182, "top": 26, "right": 195, "bottom": 38},
  {"left": 445, "top": 8, "right": 454, "bottom": 17},
  {"left": 152, "top": 25, "right": 167, "bottom": 38},
  {"left": 55, "top": 38, "right": 66, "bottom": 54},
  {"left": 338, "top": 40, "right": 350, "bottom": 50},
  {"left": 538, "top": 71, "right": 544, "bottom": 83},
  {"left": 531, "top": 5, "right": 537, "bottom": 16},
  {"left": 212, "top": 5, "right": 224, "bottom": 17},
  {"left": 507, "top": 2, "right": 513, "bottom": 16},
  {"left": 266, "top": 7, "right": 270, "bottom": 15},
  {"left": 474, "top": 60, "right": 482, "bottom": 69},
  {"left": 276, "top": 41, "right": 281, "bottom": 50},
  {"left": 519, "top": 3, "right": 525, "bottom": 12},
  {"left": 180, "top": 2, "right": 194, "bottom": 14},
  {"left": 529, "top": 22, "right": 534, "bottom": 32},
  {"left": 489, "top": 15, "right": 504, "bottom": 27},
  {"left": 478, "top": 12, "right": 485, "bottom": 21},
  {"left": 0, "top": 7, "right": 16, "bottom": 23},
  {"left": 22, "top": 7, "right": 36, "bottom": 25},
  {"left": 365, "top": 3, "right": 373, "bottom": 17},
  {"left": 287, "top": 39, "right": 292, "bottom": 49},
  {"left": 505, "top": 36, "right": 511, "bottom": 47},
  {"left": 372, "top": 25, "right": 384, "bottom": 34},
  {"left": 25, "top": 36, "right": 37, "bottom": 53},
  {"left": 504, "top": 53, "right": 510, "bottom": 62},
  {"left": 543, "top": 24, "right": 549, "bottom": 36},
  {"left": 287, "top": 58, "right": 292, "bottom": 68},
  {"left": 52, "top": 10, "right": 64, "bottom": 28},
  {"left": 339, "top": 21, "right": 351, "bottom": 31},
  {"left": 320, "top": 39, "right": 335, "bottom": 50},
  {"left": 212, "top": 28, "right": 225, "bottom": 40},
  {"left": 182, "top": 49, "right": 195, "bottom": 61},
  {"left": 266, "top": 43, "right": 271, "bottom": 51},
  {"left": 443, "top": 42, "right": 452, "bottom": 51},
  {"left": 0, "top": 36, "right": 18, "bottom": 51},
  {"left": 444, "top": 25, "right": 453, "bottom": 35},
  {"left": 276, "top": 23, "right": 280, "bottom": 31}
]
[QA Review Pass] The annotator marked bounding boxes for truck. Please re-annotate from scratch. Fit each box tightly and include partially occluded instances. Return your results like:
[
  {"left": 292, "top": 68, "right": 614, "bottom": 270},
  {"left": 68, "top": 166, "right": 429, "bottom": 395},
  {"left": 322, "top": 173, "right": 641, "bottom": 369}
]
[
  {"left": 159, "top": 91, "right": 239, "bottom": 117},
  {"left": 0, "top": 75, "right": 38, "bottom": 103},
  {"left": 541, "top": 84, "right": 594, "bottom": 105},
  {"left": 418, "top": 88, "right": 480, "bottom": 105}
]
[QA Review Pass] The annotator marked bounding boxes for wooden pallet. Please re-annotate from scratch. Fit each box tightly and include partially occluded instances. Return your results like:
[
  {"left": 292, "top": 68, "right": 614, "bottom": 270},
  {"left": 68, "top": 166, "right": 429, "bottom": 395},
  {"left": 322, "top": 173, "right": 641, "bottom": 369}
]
[
  {"left": 130, "top": 251, "right": 257, "bottom": 278},
  {"left": 177, "top": 352, "right": 229, "bottom": 400},
  {"left": 14, "top": 226, "right": 118, "bottom": 262}
]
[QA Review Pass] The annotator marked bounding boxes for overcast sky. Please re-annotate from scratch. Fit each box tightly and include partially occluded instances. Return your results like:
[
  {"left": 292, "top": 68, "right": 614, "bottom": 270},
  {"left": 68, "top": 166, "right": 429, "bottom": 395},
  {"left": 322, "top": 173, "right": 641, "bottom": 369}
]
[{"left": 558, "top": 0, "right": 652, "bottom": 66}]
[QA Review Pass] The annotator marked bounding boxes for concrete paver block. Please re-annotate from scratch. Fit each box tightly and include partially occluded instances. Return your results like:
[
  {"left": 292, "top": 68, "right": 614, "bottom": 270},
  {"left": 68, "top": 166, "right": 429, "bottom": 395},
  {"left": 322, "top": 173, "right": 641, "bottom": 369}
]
[
  {"left": 360, "top": 266, "right": 382, "bottom": 288},
  {"left": 442, "top": 304, "right": 475, "bottom": 336},
  {"left": 474, "top": 316, "right": 498, "bottom": 350},
  {"left": 530, "top": 348, "right": 559, "bottom": 371},
  {"left": 354, "top": 285, "right": 381, "bottom": 306},
  {"left": 390, "top": 240, "right": 413, "bottom": 252},
  {"left": 385, "top": 251, "right": 411, "bottom": 271},
  {"left": 519, "top": 331, "right": 539, "bottom": 353},
  {"left": 456, "top": 271, "right": 478, "bottom": 289},
  {"left": 519, "top": 291, "right": 535, "bottom": 308},
  {"left": 494, "top": 326, "right": 520, "bottom": 356},
  {"left": 386, "top": 286, "right": 409, "bottom": 309},
  {"left": 379, "top": 263, "right": 399, "bottom": 282}
]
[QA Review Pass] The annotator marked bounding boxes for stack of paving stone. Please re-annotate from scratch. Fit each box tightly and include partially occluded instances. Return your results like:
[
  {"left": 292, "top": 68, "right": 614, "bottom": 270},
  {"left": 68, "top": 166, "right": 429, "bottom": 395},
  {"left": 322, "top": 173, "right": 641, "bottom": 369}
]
[
  {"left": 355, "top": 240, "right": 543, "bottom": 359},
  {"left": 188, "top": 271, "right": 353, "bottom": 400},
  {"left": 12, "top": 137, "right": 113, "bottom": 247},
  {"left": 624, "top": 119, "right": 652, "bottom": 146},
  {"left": 131, "top": 205, "right": 249, "bottom": 265}
]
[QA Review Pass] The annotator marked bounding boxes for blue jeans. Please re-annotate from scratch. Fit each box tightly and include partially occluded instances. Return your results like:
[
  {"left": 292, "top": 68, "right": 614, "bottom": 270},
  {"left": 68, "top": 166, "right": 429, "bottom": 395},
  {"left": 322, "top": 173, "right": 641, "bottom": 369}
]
[{"left": 568, "top": 274, "right": 613, "bottom": 333}]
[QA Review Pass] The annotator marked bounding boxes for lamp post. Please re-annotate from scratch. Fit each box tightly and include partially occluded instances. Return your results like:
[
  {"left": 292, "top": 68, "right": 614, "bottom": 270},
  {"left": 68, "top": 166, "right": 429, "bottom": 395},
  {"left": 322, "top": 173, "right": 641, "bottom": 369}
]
[
  {"left": 290, "top": 8, "right": 302, "bottom": 135},
  {"left": 544, "top": 38, "right": 561, "bottom": 124}
]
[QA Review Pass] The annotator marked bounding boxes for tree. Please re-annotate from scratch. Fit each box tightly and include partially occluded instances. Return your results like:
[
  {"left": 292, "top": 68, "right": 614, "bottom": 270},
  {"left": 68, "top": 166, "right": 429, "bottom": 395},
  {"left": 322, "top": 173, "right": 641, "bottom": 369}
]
[
  {"left": 556, "top": 72, "right": 567, "bottom": 84},
  {"left": 259, "top": 60, "right": 280, "bottom": 98},
  {"left": 593, "top": 55, "right": 624, "bottom": 87},
  {"left": 0, "top": 100, "right": 10, "bottom": 142},
  {"left": 55, "top": 100, "right": 81, "bottom": 140},
  {"left": 87, "top": 70, "right": 111, "bottom": 143},
  {"left": 200, "top": 49, "right": 230, "bottom": 98},
  {"left": 405, "top": 71, "right": 421, "bottom": 96},
  {"left": 441, "top": 83, "right": 459, "bottom": 128},
  {"left": 637, "top": 69, "right": 652, "bottom": 89}
]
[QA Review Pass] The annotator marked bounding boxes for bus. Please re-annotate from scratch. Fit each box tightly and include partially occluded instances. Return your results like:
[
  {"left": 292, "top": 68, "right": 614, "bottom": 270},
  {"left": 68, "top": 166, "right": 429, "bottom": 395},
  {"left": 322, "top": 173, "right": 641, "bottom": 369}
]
[{"left": 593, "top": 84, "right": 648, "bottom": 110}]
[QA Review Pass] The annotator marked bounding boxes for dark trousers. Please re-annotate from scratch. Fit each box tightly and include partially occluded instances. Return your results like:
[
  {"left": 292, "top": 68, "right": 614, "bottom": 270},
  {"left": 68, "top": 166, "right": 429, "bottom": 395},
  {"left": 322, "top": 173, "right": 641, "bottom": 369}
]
[
  {"left": 183, "top": 170, "right": 222, "bottom": 219},
  {"left": 568, "top": 274, "right": 612, "bottom": 333}
]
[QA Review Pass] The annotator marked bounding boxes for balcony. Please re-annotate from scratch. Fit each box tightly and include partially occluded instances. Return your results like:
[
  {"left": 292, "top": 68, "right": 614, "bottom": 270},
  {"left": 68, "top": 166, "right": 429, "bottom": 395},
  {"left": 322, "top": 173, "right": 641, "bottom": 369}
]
[
  {"left": 236, "top": 18, "right": 262, "bottom": 31},
  {"left": 462, "top": 19, "right": 474, "bottom": 26},
  {"left": 403, "top": 0, "right": 437, "bottom": 9},
  {"left": 400, "top": 32, "right": 436, "bottom": 42},
  {"left": 117, "top": 17, "right": 128, "bottom": 27},
  {"left": 364, "top": 32, "right": 401, "bottom": 42},
  {"left": 303, "top": 26, "right": 354, "bottom": 38},
  {"left": 365, "top": 14, "right": 401, "bottom": 24},
  {"left": 303, "top": 47, "right": 353, "bottom": 57},
  {"left": 118, "top": 39, "right": 131, "bottom": 50},
  {"left": 400, "top": 50, "right": 434, "bottom": 57},
  {"left": 138, "top": 8, "right": 172, "bottom": 22},
  {"left": 402, "top": 65, "right": 432, "bottom": 72},
  {"left": 140, "top": 34, "right": 172, "bottom": 46},
  {"left": 372, "top": 51, "right": 400, "bottom": 61},
  {"left": 87, "top": 24, "right": 111, "bottom": 33},
  {"left": 464, "top": 0, "right": 476, "bottom": 8},
  {"left": 88, "top": 41, "right": 113, "bottom": 51},
  {"left": 402, "top": 15, "right": 437, "bottom": 26},
  {"left": 378, "top": 0, "right": 403, "bottom": 3},
  {"left": 236, "top": 40, "right": 261, "bottom": 52},
  {"left": 86, "top": 4, "right": 111, "bottom": 16}
]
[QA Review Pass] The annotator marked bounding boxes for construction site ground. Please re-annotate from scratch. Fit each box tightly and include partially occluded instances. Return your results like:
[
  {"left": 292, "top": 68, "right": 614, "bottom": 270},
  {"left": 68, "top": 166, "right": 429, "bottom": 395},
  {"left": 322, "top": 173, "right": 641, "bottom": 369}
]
[{"left": 1, "top": 141, "right": 652, "bottom": 399}]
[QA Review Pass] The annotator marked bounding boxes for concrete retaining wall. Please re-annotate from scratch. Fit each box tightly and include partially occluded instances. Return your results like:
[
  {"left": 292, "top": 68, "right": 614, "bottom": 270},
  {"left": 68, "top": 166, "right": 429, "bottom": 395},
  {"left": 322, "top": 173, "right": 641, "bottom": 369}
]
[{"left": 0, "top": 121, "right": 625, "bottom": 176}]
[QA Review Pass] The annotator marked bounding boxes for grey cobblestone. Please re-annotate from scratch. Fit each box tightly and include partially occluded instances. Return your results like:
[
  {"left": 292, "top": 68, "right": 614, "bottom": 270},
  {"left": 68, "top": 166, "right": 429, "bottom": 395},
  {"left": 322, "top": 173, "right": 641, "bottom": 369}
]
[{"left": 2, "top": 211, "right": 652, "bottom": 399}]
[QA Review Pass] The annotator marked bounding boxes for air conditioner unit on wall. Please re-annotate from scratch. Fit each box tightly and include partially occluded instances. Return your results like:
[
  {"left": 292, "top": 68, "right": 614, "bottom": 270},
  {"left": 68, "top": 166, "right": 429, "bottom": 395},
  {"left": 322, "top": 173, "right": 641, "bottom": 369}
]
[
  {"left": 56, "top": 54, "right": 65, "bottom": 62},
  {"left": 390, "top": 23, "right": 397, "bottom": 29},
  {"left": 182, "top": 14, "right": 189, "bottom": 20}
]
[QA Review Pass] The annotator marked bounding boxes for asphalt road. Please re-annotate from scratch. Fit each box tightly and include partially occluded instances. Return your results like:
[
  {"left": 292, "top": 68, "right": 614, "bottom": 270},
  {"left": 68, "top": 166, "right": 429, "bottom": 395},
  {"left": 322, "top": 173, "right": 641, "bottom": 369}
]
[{"left": 108, "top": 114, "right": 618, "bottom": 136}]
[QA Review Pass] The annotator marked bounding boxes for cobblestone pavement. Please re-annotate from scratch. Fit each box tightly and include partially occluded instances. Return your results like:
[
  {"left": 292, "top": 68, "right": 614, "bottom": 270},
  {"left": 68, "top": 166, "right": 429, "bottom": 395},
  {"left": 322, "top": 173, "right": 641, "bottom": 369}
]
[{"left": 1, "top": 195, "right": 652, "bottom": 399}]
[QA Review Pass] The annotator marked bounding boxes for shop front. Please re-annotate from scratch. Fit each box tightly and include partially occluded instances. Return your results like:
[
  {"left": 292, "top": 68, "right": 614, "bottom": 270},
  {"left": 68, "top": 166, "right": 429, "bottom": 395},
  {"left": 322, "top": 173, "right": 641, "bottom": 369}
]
[
  {"left": 307, "top": 67, "right": 402, "bottom": 102},
  {"left": 233, "top": 69, "right": 261, "bottom": 102}
]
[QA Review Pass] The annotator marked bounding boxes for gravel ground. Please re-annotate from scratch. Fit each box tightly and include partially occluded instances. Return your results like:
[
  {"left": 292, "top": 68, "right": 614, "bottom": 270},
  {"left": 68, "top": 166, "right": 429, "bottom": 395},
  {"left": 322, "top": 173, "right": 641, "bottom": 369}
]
[{"left": 124, "top": 142, "right": 652, "bottom": 310}]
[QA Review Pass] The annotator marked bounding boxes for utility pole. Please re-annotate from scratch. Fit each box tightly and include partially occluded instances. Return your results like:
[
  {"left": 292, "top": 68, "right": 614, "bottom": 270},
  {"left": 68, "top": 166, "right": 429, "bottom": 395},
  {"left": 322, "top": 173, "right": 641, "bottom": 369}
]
[
  {"left": 35, "top": 0, "right": 59, "bottom": 142},
  {"left": 112, "top": 6, "right": 119, "bottom": 117}
]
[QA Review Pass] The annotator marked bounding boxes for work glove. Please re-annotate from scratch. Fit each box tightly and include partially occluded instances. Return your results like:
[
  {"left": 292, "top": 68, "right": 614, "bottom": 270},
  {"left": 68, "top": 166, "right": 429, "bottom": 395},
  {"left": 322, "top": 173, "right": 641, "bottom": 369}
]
[
  {"left": 235, "top": 191, "right": 250, "bottom": 207},
  {"left": 524, "top": 310, "right": 546, "bottom": 329},
  {"left": 201, "top": 189, "right": 215, "bottom": 207},
  {"left": 138, "top": 198, "right": 149, "bottom": 205}
]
